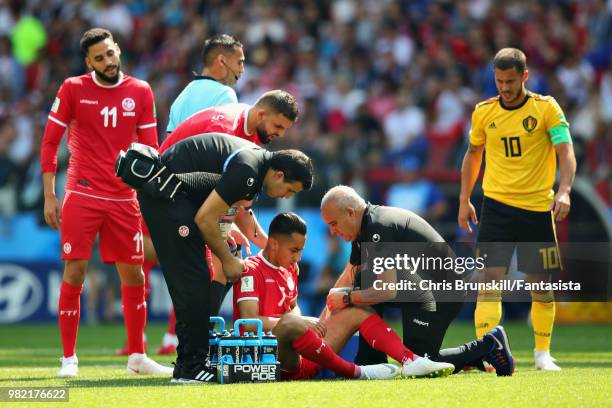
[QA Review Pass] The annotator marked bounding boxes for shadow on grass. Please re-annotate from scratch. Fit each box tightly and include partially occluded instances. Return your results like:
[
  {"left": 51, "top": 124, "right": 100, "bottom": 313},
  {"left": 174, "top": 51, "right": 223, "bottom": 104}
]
[
  {"left": 0, "top": 358, "right": 175, "bottom": 368},
  {"left": 0, "top": 376, "right": 51, "bottom": 382},
  {"left": 66, "top": 377, "right": 177, "bottom": 388}
]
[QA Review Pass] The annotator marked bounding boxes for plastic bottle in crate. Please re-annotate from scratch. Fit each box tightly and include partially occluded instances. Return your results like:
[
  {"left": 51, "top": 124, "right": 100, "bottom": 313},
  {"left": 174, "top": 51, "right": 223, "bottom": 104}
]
[
  {"left": 241, "top": 332, "right": 260, "bottom": 363},
  {"left": 260, "top": 331, "right": 278, "bottom": 363},
  {"left": 219, "top": 331, "right": 243, "bottom": 364},
  {"left": 209, "top": 332, "right": 220, "bottom": 365}
]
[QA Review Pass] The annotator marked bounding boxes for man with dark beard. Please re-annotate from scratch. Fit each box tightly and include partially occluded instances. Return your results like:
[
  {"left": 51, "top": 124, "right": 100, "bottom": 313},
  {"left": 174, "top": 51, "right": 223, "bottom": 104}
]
[
  {"left": 160, "top": 90, "right": 298, "bottom": 149},
  {"left": 41, "top": 28, "right": 172, "bottom": 377}
]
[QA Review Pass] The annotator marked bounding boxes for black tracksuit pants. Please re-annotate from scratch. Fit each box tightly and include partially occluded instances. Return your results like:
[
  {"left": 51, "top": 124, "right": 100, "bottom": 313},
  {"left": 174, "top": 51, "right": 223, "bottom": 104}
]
[{"left": 138, "top": 192, "right": 210, "bottom": 362}]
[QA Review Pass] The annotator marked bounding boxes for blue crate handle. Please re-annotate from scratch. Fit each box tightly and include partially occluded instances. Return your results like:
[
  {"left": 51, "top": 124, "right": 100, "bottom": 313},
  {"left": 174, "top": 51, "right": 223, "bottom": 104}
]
[
  {"left": 210, "top": 316, "right": 225, "bottom": 332},
  {"left": 233, "top": 319, "right": 263, "bottom": 338}
]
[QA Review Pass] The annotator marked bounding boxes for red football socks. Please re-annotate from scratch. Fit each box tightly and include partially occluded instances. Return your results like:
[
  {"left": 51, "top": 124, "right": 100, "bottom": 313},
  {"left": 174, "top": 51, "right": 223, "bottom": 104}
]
[
  {"left": 121, "top": 285, "right": 147, "bottom": 354},
  {"left": 359, "top": 314, "right": 415, "bottom": 364},
  {"left": 58, "top": 281, "right": 83, "bottom": 358},
  {"left": 167, "top": 308, "right": 176, "bottom": 335},
  {"left": 292, "top": 328, "right": 359, "bottom": 378},
  {"left": 142, "top": 260, "right": 154, "bottom": 299}
]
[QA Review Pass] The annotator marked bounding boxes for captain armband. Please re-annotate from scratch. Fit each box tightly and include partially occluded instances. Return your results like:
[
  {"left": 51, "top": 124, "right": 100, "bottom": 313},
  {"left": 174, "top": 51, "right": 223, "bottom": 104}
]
[{"left": 549, "top": 125, "right": 573, "bottom": 146}]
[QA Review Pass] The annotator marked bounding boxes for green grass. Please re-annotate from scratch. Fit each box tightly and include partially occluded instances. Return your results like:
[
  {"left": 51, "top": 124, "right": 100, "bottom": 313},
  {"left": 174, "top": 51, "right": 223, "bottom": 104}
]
[{"left": 0, "top": 322, "right": 611, "bottom": 407}]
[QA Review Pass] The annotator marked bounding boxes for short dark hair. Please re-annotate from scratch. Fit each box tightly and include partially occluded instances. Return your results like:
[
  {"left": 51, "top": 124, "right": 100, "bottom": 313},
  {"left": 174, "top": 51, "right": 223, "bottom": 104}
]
[
  {"left": 80, "top": 28, "right": 113, "bottom": 54},
  {"left": 270, "top": 150, "right": 313, "bottom": 190},
  {"left": 268, "top": 211, "right": 307, "bottom": 237},
  {"left": 202, "top": 34, "right": 243, "bottom": 67},
  {"left": 255, "top": 90, "right": 299, "bottom": 122},
  {"left": 493, "top": 48, "right": 527, "bottom": 74}
]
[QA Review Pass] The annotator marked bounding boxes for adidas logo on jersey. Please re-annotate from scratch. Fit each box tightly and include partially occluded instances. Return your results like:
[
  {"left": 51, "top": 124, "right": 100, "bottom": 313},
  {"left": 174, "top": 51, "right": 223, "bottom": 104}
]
[{"left": 488, "top": 122, "right": 497, "bottom": 129}]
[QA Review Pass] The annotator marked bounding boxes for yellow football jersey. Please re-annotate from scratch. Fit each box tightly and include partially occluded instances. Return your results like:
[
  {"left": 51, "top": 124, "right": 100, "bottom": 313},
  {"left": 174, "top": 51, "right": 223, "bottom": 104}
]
[{"left": 469, "top": 92, "right": 570, "bottom": 211}]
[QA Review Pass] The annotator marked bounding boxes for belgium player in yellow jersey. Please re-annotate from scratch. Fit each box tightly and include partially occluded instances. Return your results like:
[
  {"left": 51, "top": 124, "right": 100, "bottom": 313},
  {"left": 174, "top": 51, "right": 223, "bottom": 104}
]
[{"left": 458, "top": 48, "right": 576, "bottom": 371}]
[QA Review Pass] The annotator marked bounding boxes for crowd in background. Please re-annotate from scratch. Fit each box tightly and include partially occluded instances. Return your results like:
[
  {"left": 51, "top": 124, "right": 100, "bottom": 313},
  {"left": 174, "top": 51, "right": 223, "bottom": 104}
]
[{"left": 0, "top": 0, "right": 610, "bottom": 225}]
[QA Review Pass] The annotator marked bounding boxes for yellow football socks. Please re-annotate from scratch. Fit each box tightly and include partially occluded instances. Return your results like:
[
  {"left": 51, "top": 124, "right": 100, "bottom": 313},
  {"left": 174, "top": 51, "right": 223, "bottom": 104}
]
[
  {"left": 475, "top": 290, "right": 502, "bottom": 338},
  {"left": 531, "top": 300, "right": 555, "bottom": 351}
]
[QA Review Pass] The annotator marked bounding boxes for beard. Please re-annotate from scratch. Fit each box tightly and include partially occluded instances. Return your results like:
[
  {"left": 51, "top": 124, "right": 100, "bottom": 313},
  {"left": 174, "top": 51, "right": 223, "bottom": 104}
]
[
  {"left": 499, "top": 88, "right": 523, "bottom": 105},
  {"left": 256, "top": 125, "right": 272, "bottom": 144},
  {"left": 94, "top": 62, "right": 121, "bottom": 84}
]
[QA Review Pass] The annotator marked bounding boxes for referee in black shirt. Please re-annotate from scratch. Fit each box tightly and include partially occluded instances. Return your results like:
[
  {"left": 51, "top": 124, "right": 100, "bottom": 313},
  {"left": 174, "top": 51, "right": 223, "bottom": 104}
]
[
  {"left": 320, "top": 186, "right": 514, "bottom": 376},
  {"left": 138, "top": 133, "right": 313, "bottom": 383}
]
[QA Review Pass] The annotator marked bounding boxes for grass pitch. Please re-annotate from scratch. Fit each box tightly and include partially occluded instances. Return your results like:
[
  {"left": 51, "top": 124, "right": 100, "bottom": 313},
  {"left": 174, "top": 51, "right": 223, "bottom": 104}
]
[{"left": 0, "top": 322, "right": 610, "bottom": 407}]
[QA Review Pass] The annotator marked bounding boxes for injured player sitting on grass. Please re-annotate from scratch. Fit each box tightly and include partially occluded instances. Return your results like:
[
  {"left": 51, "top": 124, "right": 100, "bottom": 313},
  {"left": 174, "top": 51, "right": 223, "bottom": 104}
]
[{"left": 233, "top": 211, "right": 455, "bottom": 380}]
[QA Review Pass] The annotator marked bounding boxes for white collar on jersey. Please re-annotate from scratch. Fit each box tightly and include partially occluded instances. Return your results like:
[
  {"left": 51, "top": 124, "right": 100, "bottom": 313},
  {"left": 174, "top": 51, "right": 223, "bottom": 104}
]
[
  {"left": 91, "top": 71, "right": 124, "bottom": 88},
  {"left": 258, "top": 251, "right": 280, "bottom": 270}
]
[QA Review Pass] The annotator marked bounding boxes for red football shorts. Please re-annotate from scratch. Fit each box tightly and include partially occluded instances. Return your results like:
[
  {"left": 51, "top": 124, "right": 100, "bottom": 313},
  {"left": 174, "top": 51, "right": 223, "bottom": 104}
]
[{"left": 61, "top": 191, "right": 144, "bottom": 264}]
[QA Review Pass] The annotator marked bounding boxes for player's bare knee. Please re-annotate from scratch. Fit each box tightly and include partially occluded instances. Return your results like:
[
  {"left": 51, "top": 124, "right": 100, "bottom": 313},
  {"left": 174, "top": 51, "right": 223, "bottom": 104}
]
[
  {"left": 116, "top": 263, "right": 145, "bottom": 286},
  {"left": 273, "top": 315, "right": 307, "bottom": 342},
  {"left": 334, "top": 307, "right": 370, "bottom": 331},
  {"left": 347, "top": 306, "right": 371, "bottom": 326},
  {"left": 143, "top": 237, "right": 158, "bottom": 263},
  {"left": 63, "top": 260, "right": 87, "bottom": 285}
]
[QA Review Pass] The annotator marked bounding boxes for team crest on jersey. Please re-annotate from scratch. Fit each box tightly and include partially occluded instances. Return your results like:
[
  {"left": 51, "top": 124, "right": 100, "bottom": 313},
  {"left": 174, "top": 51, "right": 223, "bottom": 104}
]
[
  {"left": 286, "top": 276, "right": 295, "bottom": 291},
  {"left": 178, "top": 225, "right": 190, "bottom": 237},
  {"left": 122, "top": 97, "right": 136, "bottom": 111},
  {"left": 63, "top": 242, "right": 72, "bottom": 254},
  {"left": 522, "top": 115, "right": 537, "bottom": 132}
]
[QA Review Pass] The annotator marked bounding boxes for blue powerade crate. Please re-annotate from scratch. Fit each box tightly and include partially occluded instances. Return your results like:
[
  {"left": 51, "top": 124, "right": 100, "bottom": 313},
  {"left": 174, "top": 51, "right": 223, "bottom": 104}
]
[{"left": 216, "top": 318, "right": 280, "bottom": 384}]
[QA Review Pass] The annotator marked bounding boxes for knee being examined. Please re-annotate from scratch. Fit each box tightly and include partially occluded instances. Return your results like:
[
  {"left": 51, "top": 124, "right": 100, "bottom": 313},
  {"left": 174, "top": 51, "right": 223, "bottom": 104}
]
[{"left": 273, "top": 314, "right": 308, "bottom": 342}]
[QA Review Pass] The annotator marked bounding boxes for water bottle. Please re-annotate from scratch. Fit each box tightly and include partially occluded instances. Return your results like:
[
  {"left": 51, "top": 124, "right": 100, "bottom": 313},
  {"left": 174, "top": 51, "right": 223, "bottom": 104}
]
[
  {"left": 241, "top": 332, "right": 260, "bottom": 363},
  {"left": 209, "top": 316, "right": 225, "bottom": 364},
  {"left": 260, "top": 332, "right": 278, "bottom": 364},
  {"left": 219, "top": 331, "right": 243, "bottom": 364}
]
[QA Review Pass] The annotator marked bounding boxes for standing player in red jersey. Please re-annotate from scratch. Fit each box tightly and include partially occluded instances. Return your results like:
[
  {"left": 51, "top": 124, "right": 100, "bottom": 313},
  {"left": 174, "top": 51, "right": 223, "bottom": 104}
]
[
  {"left": 41, "top": 28, "right": 173, "bottom": 378},
  {"left": 152, "top": 90, "right": 299, "bottom": 354},
  {"left": 233, "top": 212, "right": 456, "bottom": 380}
]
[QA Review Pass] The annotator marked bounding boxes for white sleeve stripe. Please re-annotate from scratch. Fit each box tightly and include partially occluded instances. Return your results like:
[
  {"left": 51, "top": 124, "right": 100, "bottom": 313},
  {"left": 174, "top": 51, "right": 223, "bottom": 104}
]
[
  {"left": 237, "top": 297, "right": 259, "bottom": 303},
  {"left": 48, "top": 115, "right": 67, "bottom": 128},
  {"left": 137, "top": 122, "right": 157, "bottom": 129}
]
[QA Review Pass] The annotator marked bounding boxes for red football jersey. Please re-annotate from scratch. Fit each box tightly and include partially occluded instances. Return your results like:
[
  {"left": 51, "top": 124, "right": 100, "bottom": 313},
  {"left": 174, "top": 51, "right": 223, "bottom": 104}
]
[
  {"left": 233, "top": 253, "right": 299, "bottom": 321},
  {"left": 159, "top": 103, "right": 255, "bottom": 152},
  {"left": 41, "top": 72, "right": 158, "bottom": 199}
]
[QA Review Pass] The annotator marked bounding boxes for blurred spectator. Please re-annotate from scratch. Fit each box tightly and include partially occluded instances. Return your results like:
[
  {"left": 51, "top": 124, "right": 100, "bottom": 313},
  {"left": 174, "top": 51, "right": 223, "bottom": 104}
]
[
  {"left": 556, "top": 53, "right": 595, "bottom": 107},
  {"left": 0, "top": 116, "right": 17, "bottom": 233},
  {"left": 599, "top": 61, "right": 612, "bottom": 124},
  {"left": 0, "top": 35, "right": 23, "bottom": 101},
  {"left": 92, "top": 1, "right": 134, "bottom": 40},
  {"left": 11, "top": 11, "right": 46, "bottom": 66},
  {"left": 383, "top": 90, "right": 425, "bottom": 154},
  {"left": 385, "top": 156, "right": 448, "bottom": 222}
]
